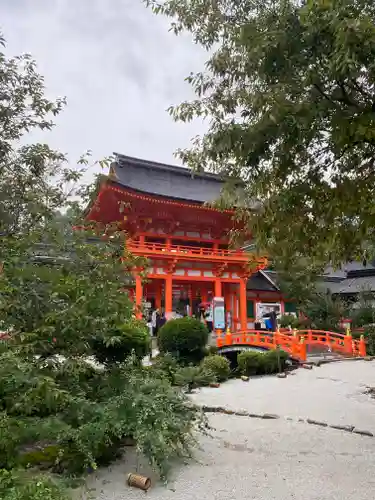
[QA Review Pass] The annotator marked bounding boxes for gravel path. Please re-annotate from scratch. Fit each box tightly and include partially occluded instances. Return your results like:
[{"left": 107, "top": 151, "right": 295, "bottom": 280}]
[
  {"left": 80, "top": 361, "right": 375, "bottom": 500},
  {"left": 192, "top": 360, "right": 375, "bottom": 432}
]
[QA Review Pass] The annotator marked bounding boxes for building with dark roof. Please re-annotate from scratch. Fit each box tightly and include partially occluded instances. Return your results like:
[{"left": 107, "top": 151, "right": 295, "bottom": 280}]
[
  {"left": 84, "top": 153, "right": 296, "bottom": 330},
  {"left": 320, "top": 263, "right": 375, "bottom": 300}
]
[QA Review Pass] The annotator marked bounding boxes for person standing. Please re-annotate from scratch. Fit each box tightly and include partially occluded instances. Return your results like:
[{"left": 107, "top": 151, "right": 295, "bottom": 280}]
[
  {"left": 151, "top": 308, "right": 160, "bottom": 337},
  {"left": 205, "top": 303, "right": 213, "bottom": 332},
  {"left": 269, "top": 308, "right": 278, "bottom": 332}
]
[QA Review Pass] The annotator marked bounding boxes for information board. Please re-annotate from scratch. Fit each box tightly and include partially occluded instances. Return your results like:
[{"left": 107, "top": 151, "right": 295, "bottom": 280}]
[{"left": 213, "top": 296, "right": 225, "bottom": 330}]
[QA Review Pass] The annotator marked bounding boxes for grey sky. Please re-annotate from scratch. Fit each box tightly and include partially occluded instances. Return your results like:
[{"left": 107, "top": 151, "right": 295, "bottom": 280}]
[{"left": 0, "top": 0, "right": 207, "bottom": 179}]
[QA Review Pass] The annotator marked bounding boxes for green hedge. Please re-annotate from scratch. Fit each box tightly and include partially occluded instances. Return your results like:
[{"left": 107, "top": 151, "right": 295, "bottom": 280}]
[
  {"left": 158, "top": 317, "right": 209, "bottom": 364},
  {"left": 201, "top": 355, "right": 231, "bottom": 382},
  {"left": 237, "top": 349, "right": 288, "bottom": 376}
]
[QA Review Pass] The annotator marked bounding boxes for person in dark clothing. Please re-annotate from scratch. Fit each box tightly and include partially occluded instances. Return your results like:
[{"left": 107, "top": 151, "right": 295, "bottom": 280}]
[
  {"left": 156, "top": 311, "right": 166, "bottom": 331},
  {"left": 269, "top": 309, "right": 278, "bottom": 331},
  {"left": 262, "top": 308, "right": 278, "bottom": 332}
]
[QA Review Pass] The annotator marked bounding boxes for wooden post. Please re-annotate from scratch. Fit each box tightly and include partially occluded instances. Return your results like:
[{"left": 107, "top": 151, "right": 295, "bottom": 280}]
[
  {"left": 239, "top": 279, "right": 248, "bottom": 331},
  {"left": 188, "top": 283, "right": 193, "bottom": 316},
  {"left": 344, "top": 326, "right": 353, "bottom": 355},
  {"left": 299, "top": 337, "right": 307, "bottom": 361},
  {"left": 291, "top": 328, "right": 298, "bottom": 357},
  {"left": 359, "top": 334, "right": 366, "bottom": 357},
  {"left": 225, "top": 326, "right": 232, "bottom": 345},
  {"left": 225, "top": 288, "right": 232, "bottom": 329},
  {"left": 155, "top": 281, "right": 162, "bottom": 310},
  {"left": 135, "top": 275, "right": 143, "bottom": 319},
  {"left": 165, "top": 274, "right": 173, "bottom": 315},
  {"left": 214, "top": 279, "right": 222, "bottom": 297}
]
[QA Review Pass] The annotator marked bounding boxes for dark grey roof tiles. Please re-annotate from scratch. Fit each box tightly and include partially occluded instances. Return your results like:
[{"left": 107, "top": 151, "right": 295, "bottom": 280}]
[
  {"left": 247, "top": 271, "right": 279, "bottom": 292},
  {"left": 323, "top": 261, "right": 375, "bottom": 279},
  {"left": 112, "top": 153, "right": 224, "bottom": 204},
  {"left": 323, "top": 276, "right": 375, "bottom": 295}
]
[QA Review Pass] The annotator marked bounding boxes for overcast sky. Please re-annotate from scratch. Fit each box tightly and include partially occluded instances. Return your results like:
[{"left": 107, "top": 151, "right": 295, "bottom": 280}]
[{"left": 0, "top": 0, "right": 207, "bottom": 178}]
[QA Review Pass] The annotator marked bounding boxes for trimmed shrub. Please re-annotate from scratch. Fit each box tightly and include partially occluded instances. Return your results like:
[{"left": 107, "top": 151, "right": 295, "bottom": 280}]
[
  {"left": 201, "top": 355, "right": 230, "bottom": 382},
  {"left": 261, "top": 349, "right": 288, "bottom": 373},
  {"left": 174, "top": 365, "right": 216, "bottom": 391},
  {"left": 237, "top": 351, "right": 261, "bottom": 376},
  {"left": 237, "top": 349, "right": 289, "bottom": 376},
  {"left": 158, "top": 317, "right": 209, "bottom": 364}
]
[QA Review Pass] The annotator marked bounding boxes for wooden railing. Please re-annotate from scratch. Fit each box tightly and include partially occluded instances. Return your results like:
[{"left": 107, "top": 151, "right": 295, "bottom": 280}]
[
  {"left": 215, "top": 329, "right": 367, "bottom": 362},
  {"left": 127, "top": 241, "right": 251, "bottom": 260}
]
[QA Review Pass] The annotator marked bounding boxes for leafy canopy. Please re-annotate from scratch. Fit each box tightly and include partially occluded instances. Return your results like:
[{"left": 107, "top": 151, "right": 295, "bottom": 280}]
[
  {"left": 145, "top": 0, "right": 375, "bottom": 264},
  {"left": 0, "top": 32, "right": 204, "bottom": 499}
]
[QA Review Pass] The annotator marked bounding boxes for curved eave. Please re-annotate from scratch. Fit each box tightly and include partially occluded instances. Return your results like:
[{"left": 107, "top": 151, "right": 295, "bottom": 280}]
[
  {"left": 85, "top": 179, "right": 236, "bottom": 222},
  {"left": 107, "top": 180, "right": 235, "bottom": 213}
]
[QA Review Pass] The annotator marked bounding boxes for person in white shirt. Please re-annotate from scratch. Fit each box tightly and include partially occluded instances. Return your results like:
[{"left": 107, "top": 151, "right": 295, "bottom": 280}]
[{"left": 151, "top": 309, "right": 159, "bottom": 336}]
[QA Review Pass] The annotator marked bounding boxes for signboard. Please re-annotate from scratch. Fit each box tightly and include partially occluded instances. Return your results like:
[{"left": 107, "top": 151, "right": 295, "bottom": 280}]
[
  {"left": 213, "top": 296, "right": 225, "bottom": 330},
  {"left": 256, "top": 302, "right": 281, "bottom": 328}
]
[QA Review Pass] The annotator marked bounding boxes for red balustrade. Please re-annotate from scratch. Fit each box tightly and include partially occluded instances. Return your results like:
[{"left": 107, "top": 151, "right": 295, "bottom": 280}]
[
  {"left": 127, "top": 240, "right": 255, "bottom": 261},
  {"left": 215, "top": 329, "right": 366, "bottom": 361}
]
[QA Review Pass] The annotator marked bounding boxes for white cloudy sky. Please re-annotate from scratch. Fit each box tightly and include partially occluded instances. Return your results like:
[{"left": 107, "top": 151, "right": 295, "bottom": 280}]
[{"left": 0, "top": 0, "right": 207, "bottom": 178}]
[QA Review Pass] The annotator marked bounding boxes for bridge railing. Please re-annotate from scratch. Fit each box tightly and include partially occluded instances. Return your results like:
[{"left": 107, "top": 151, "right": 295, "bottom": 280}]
[
  {"left": 283, "top": 329, "right": 365, "bottom": 357},
  {"left": 215, "top": 328, "right": 366, "bottom": 361}
]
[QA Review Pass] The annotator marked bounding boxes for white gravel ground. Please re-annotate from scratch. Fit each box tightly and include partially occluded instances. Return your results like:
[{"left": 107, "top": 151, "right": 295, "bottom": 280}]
[
  {"left": 79, "top": 361, "right": 375, "bottom": 500},
  {"left": 191, "top": 360, "right": 375, "bottom": 431}
]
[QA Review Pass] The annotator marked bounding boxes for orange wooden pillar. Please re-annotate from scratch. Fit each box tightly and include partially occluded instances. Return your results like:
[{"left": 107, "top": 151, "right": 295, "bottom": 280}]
[
  {"left": 155, "top": 281, "right": 162, "bottom": 310},
  {"left": 359, "top": 334, "right": 366, "bottom": 357},
  {"left": 188, "top": 283, "right": 193, "bottom": 316},
  {"left": 165, "top": 274, "right": 173, "bottom": 316},
  {"left": 344, "top": 327, "right": 353, "bottom": 355},
  {"left": 225, "top": 286, "right": 232, "bottom": 330},
  {"left": 135, "top": 275, "right": 143, "bottom": 319},
  {"left": 214, "top": 279, "right": 222, "bottom": 297},
  {"left": 239, "top": 279, "right": 247, "bottom": 331}
]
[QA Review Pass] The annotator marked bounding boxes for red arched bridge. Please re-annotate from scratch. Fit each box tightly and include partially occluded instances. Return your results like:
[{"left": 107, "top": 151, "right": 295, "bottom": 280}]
[{"left": 215, "top": 329, "right": 366, "bottom": 362}]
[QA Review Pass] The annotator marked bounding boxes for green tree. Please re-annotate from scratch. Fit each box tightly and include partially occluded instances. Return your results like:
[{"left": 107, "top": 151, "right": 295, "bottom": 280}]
[
  {"left": 0, "top": 33, "right": 204, "bottom": 499},
  {"left": 0, "top": 33, "right": 85, "bottom": 235},
  {"left": 145, "top": 0, "right": 375, "bottom": 265}
]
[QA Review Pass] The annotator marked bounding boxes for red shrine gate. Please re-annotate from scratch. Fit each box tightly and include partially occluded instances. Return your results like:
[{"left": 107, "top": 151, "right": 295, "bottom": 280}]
[{"left": 85, "top": 154, "right": 268, "bottom": 331}]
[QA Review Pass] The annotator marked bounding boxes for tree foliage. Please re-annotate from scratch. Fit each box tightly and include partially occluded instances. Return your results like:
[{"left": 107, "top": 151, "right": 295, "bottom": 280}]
[
  {"left": 0, "top": 226, "right": 148, "bottom": 364},
  {"left": 145, "top": 0, "right": 375, "bottom": 264},
  {"left": 0, "top": 33, "right": 204, "bottom": 498}
]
